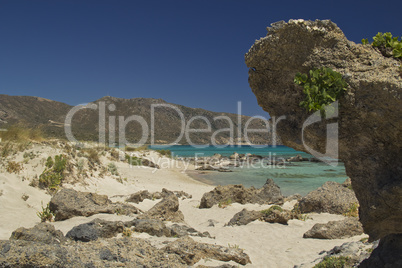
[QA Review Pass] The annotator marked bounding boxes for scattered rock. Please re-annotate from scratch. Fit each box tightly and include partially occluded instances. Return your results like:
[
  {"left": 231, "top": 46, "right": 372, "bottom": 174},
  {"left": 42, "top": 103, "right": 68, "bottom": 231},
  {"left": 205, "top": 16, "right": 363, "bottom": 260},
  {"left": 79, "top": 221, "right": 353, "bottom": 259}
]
[
  {"left": 286, "top": 155, "right": 308, "bottom": 162},
  {"left": 284, "top": 194, "right": 303, "bottom": 202},
  {"left": 0, "top": 237, "right": 186, "bottom": 267},
  {"left": 298, "top": 181, "right": 358, "bottom": 214},
  {"left": 10, "top": 223, "right": 67, "bottom": 244},
  {"left": 360, "top": 234, "right": 402, "bottom": 267},
  {"left": 130, "top": 219, "right": 171, "bottom": 237},
  {"left": 126, "top": 188, "right": 192, "bottom": 204},
  {"left": 138, "top": 191, "right": 185, "bottom": 222},
  {"left": 169, "top": 224, "right": 212, "bottom": 238},
  {"left": 126, "top": 190, "right": 152, "bottom": 203},
  {"left": 49, "top": 188, "right": 140, "bottom": 221},
  {"left": 260, "top": 207, "right": 297, "bottom": 225},
  {"left": 66, "top": 219, "right": 125, "bottom": 242},
  {"left": 303, "top": 217, "right": 364, "bottom": 239},
  {"left": 226, "top": 209, "right": 262, "bottom": 226},
  {"left": 199, "top": 179, "right": 283, "bottom": 208},
  {"left": 229, "top": 152, "right": 239, "bottom": 160},
  {"left": 163, "top": 236, "right": 251, "bottom": 265}
]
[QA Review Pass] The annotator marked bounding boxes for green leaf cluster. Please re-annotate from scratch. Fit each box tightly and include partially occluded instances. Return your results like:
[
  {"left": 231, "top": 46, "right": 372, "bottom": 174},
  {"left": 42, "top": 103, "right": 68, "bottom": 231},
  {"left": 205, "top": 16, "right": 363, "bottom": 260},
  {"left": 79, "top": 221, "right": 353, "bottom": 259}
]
[
  {"left": 39, "top": 155, "right": 67, "bottom": 191},
  {"left": 294, "top": 67, "right": 348, "bottom": 115},
  {"left": 362, "top": 32, "right": 402, "bottom": 59}
]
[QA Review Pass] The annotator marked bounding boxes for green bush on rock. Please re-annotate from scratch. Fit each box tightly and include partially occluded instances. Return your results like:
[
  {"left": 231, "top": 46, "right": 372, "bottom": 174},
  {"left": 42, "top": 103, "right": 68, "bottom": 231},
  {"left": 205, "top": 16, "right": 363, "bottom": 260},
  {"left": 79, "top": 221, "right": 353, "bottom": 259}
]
[
  {"left": 362, "top": 32, "right": 402, "bottom": 59},
  {"left": 294, "top": 67, "right": 348, "bottom": 116}
]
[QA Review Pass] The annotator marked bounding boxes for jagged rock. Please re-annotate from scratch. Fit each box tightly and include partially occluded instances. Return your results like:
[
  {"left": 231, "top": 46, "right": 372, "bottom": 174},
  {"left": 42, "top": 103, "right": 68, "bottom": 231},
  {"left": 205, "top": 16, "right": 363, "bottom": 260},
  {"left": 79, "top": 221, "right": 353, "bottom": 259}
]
[
  {"left": 360, "top": 234, "right": 402, "bottom": 267},
  {"left": 197, "top": 265, "right": 237, "bottom": 268},
  {"left": 169, "top": 224, "right": 212, "bottom": 238},
  {"left": 297, "top": 240, "right": 377, "bottom": 268},
  {"left": 298, "top": 181, "right": 358, "bottom": 214},
  {"left": 199, "top": 178, "right": 283, "bottom": 208},
  {"left": 246, "top": 19, "right": 401, "bottom": 241},
  {"left": 10, "top": 223, "right": 67, "bottom": 244},
  {"left": 66, "top": 219, "right": 125, "bottom": 242},
  {"left": 286, "top": 155, "right": 308, "bottom": 162},
  {"left": 126, "top": 190, "right": 152, "bottom": 203},
  {"left": 260, "top": 207, "right": 297, "bottom": 225},
  {"left": 229, "top": 152, "right": 239, "bottom": 159},
  {"left": 226, "top": 209, "right": 262, "bottom": 226},
  {"left": 138, "top": 191, "right": 185, "bottom": 222},
  {"left": 126, "top": 188, "right": 192, "bottom": 204},
  {"left": 303, "top": 217, "right": 364, "bottom": 239},
  {"left": 49, "top": 188, "right": 141, "bottom": 221},
  {"left": 163, "top": 236, "right": 251, "bottom": 265},
  {"left": 141, "top": 158, "right": 160, "bottom": 169},
  {"left": 131, "top": 218, "right": 170, "bottom": 237},
  {"left": 0, "top": 237, "right": 186, "bottom": 267},
  {"left": 284, "top": 194, "right": 303, "bottom": 202}
]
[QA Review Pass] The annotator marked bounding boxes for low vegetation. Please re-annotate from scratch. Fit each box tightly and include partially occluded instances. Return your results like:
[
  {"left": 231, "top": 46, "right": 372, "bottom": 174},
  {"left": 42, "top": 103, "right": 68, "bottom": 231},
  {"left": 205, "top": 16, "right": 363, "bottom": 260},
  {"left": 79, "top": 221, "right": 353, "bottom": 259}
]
[
  {"left": 343, "top": 202, "right": 359, "bottom": 217},
  {"left": 0, "top": 124, "right": 44, "bottom": 143},
  {"left": 313, "top": 256, "right": 350, "bottom": 268},
  {"left": 39, "top": 155, "right": 67, "bottom": 192},
  {"left": 261, "top": 205, "right": 283, "bottom": 215},
  {"left": 6, "top": 161, "right": 23, "bottom": 174},
  {"left": 125, "top": 154, "right": 143, "bottom": 166},
  {"left": 37, "top": 202, "right": 55, "bottom": 222},
  {"left": 294, "top": 67, "right": 348, "bottom": 116},
  {"left": 155, "top": 149, "right": 172, "bottom": 157},
  {"left": 362, "top": 32, "right": 402, "bottom": 59},
  {"left": 125, "top": 145, "right": 148, "bottom": 152},
  {"left": 218, "top": 198, "right": 232, "bottom": 208}
]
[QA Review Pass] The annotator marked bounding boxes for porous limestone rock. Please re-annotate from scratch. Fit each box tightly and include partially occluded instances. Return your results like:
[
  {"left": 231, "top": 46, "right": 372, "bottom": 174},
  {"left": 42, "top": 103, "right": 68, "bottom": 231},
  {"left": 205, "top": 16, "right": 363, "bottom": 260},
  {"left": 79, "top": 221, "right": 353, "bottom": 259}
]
[
  {"left": 298, "top": 181, "right": 358, "bottom": 214},
  {"left": 246, "top": 19, "right": 402, "bottom": 242},
  {"left": 200, "top": 178, "right": 283, "bottom": 208},
  {"left": 303, "top": 217, "right": 364, "bottom": 239}
]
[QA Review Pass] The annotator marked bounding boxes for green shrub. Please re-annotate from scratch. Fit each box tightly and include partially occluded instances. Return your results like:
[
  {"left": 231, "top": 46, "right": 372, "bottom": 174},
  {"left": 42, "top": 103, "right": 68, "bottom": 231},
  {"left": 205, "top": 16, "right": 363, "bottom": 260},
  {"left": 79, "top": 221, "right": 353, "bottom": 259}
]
[
  {"left": 39, "top": 155, "right": 67, "bottom": 191},
  {"left": 218, "top": 198, "right": 232, "bottom": 208},
  {"left": 313, "top": 256, "right": 350, "bottom": 268},
  {"left": 156, "top": 149, "right": 172, "bottom": 157},
  {"left": 37, "top": 202, "right": 55, "bottom": 222},
  {"left": 125, "top": 154, "right": 143, "bottom": 166},
  {"left": 343, "top": 202, "right": 359, "bottom": 217},
  {"left": 107, "top": 162, "right": 119, "bottom": 176},
  {"left": 294, "top": 67, "right": 348, "bottom": 116},
  {"left": 362, "top": 32, "right": 402, "bottom": 59},
  {"left": 261, "top": 205, "right": 283, "bottom": 215}
]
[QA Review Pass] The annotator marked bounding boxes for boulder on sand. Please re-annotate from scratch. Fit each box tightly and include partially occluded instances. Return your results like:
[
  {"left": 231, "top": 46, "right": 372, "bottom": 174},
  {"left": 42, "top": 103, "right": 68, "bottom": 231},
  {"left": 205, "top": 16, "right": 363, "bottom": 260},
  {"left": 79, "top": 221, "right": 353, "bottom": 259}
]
[
  {"left": 303, "top": 217, "right": 364, "bottom": 239},
  {"left": 199, "top": 179, "right": 283, "bottom": 208},
  {"left": 298, "top": 181, "right": 358, "bottom": 214},
  {"left": 49, "top": 188, "right": 140, "bottom": 221}
]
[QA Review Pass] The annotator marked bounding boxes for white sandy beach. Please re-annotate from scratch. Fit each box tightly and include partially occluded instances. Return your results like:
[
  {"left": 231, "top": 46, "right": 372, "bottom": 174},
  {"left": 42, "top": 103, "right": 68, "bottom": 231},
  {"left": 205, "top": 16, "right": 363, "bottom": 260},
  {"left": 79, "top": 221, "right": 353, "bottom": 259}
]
[{"left": 0, "top": 143, "right": 368, "bottom": 267}]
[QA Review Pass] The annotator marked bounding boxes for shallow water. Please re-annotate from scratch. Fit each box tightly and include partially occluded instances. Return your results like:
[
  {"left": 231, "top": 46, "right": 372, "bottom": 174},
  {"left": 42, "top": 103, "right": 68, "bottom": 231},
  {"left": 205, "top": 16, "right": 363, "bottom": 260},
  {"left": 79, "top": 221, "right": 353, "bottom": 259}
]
[{"left": 149, "top": 145, "right": 348, "bottom": 196}]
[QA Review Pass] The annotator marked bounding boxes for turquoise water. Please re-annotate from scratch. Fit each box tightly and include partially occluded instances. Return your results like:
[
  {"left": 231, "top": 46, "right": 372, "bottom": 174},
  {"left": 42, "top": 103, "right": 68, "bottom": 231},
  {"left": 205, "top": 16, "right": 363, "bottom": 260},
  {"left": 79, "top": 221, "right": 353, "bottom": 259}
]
[{"left": 149, "top": 145, "right": 348, "bottom": 196}]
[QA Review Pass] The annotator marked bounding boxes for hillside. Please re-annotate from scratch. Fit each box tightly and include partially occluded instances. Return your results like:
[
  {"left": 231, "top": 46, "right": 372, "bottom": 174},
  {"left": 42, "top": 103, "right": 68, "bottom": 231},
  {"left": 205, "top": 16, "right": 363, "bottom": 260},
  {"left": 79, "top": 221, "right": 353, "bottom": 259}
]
[{"left": 0, "top": 95, "right": 279, "bottom": 145}]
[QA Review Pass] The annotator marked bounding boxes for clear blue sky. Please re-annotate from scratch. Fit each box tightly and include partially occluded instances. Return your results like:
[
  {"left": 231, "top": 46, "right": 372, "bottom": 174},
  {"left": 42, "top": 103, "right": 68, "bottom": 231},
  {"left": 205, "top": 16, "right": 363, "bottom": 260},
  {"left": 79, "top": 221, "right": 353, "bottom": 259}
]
[{"left": 1, "top": 0, "right": 401, "bottom": 116}]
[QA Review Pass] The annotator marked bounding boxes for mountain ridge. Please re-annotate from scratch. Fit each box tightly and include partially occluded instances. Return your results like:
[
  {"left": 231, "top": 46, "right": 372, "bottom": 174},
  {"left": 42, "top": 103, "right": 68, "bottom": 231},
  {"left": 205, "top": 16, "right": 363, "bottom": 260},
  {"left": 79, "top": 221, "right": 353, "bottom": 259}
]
[{"left": 0, "top": 94, "right": 279, "bottom": 145}]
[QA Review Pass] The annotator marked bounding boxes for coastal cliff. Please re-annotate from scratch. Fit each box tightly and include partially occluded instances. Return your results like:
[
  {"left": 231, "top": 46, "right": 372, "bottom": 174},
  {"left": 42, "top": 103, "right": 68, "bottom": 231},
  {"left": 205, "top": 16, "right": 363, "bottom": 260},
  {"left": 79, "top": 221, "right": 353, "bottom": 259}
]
[{"left": 246, "top": 19, "right": 401, "bottom": 264}]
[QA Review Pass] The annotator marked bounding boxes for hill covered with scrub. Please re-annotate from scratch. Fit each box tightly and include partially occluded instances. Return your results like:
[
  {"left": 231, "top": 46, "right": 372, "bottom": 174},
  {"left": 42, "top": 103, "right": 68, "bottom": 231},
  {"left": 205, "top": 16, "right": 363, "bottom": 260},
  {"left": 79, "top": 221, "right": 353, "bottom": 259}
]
[{"left": 0, "top": 95, "right": 279, "bottom": 145}]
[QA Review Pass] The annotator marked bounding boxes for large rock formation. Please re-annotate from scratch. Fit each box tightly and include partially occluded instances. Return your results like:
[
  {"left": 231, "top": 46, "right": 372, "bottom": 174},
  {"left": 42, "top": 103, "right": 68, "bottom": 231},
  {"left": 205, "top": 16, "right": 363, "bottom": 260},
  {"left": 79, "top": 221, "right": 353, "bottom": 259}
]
[
  {"left": 303, "top": 217, "right": 364, "bottom": 239},
  {"left": 199, "top": 178, "right": 284, "bottom": 208},
  {"left": 246, "top": 19, "right": 401, "bottom": 244},
  {"left": 49, "top": 188, "right": 140, "bottom": 221},
  {"left": 298, "top": 181, "right": 358, "bottom": 214}
]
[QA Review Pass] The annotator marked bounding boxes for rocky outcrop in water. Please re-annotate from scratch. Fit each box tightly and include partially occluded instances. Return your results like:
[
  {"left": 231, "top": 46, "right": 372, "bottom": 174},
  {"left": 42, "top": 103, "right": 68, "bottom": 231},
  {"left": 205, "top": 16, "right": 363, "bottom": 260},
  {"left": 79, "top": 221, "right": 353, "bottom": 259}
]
[
  {"left": 49, "top": 188, "right": 140, "bottom": 221},
  {"left": 303, "top": 217, "right": 364, "bottom": 239},
  {"left": 246, "top": 19, "right": 402, "bottom": 244},
  {"left": 199, "top": 179, "right": 283, "bottom": 208},
  {"left": 298, "top": 181, "right": 358, "bottom": 214}
]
